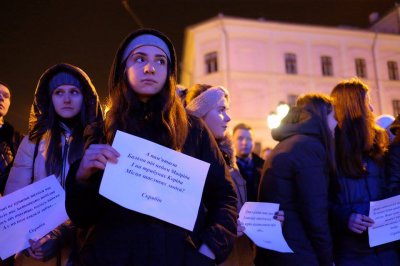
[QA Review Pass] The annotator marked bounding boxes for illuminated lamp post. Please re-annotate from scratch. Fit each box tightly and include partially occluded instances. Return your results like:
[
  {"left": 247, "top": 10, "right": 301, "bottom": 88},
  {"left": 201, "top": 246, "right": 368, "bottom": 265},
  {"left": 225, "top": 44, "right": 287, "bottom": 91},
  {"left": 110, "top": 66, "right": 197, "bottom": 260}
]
[{"left": 267, "top": 102, "right": 290, "bottom": 129}]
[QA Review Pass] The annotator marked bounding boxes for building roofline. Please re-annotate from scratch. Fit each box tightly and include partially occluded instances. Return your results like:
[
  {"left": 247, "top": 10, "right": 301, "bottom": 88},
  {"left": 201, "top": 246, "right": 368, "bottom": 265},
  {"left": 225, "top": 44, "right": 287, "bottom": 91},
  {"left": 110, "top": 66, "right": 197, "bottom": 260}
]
[{"left": 185, "top": 14, "right": 400, "bottom": 38}]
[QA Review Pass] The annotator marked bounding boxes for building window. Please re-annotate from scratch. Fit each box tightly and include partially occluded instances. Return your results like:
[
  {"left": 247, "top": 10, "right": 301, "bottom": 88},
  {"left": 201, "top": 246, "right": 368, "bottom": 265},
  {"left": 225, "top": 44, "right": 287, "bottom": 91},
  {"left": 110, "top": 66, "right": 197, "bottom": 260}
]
[
  {"left": 388, "top": 61, "right": 399, "bottom": 80},
  {"left": 355, "top": 58, "right": 367, "bottom": 78},
  {"left": 287, "top": 94, "right": 298, "bottom": 107},
  {"left": 205, "top": 52, "right": 218, "bottom": 74},
  {"left": 321, "top": 56, "right": 333, "bottom": 76},
  {"left": 284, "top": 53, "right": 297, "bottom": 74},
  {"left": 393, "top": 100, "right": 400, "bottom": 116}
]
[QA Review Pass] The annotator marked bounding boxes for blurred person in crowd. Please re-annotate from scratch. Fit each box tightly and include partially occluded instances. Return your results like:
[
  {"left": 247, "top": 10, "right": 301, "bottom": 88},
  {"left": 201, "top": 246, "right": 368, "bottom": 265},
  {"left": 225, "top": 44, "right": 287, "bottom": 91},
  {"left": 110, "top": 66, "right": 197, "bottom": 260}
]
[
  {"left": 375, "top": 114, "right": 395, "bottom": 142},
  {"left": 256, "top": 93, "right": 336, "bottom": 266},
  {"left": 386, "top": 114, "right": 400, "bottom": 196},
  {"left": 0, "top": 81, "right": 23, "bottom": 266},
  {"left": 260, "top": 146, "right": 272, "bottom": 161},
  {"left": 232, "top": 123, "right": 264, "bottom": 202},
  {"left": 0, "top": 82, "right": 23, "bottom": 196}
]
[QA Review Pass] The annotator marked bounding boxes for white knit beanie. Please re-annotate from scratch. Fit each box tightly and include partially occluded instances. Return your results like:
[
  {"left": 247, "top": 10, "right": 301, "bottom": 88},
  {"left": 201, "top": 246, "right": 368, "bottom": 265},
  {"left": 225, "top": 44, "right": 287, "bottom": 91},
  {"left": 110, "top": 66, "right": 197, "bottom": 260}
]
[{"left": 185, "top": 86, "right": 229, "bottom": 118}]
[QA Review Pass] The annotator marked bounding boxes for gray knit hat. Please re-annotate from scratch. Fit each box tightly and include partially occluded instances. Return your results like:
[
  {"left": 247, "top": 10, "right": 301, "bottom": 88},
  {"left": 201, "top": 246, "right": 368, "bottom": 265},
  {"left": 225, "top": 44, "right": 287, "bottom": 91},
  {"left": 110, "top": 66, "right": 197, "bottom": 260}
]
[
  {"left": 185, "top": 86, "right": 229, "bottom": 118},
  {"left": 48, "top": 72, "right": 82, "bottom": 91}
]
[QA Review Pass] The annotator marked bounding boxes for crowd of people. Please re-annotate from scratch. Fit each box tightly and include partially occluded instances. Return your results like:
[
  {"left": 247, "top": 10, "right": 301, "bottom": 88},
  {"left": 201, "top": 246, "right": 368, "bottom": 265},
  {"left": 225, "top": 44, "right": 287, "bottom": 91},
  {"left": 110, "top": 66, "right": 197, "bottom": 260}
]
[{"left": 0, "top": 28, "right": 400, "bottom": 266}]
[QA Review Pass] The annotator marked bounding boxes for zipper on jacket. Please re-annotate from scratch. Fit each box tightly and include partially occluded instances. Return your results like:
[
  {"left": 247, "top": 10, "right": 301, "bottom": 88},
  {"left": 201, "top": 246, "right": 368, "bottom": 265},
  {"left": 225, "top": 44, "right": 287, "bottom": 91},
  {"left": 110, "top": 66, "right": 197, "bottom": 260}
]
[{"left": 61, "top": 133, "right": 70, "bottom": 188}]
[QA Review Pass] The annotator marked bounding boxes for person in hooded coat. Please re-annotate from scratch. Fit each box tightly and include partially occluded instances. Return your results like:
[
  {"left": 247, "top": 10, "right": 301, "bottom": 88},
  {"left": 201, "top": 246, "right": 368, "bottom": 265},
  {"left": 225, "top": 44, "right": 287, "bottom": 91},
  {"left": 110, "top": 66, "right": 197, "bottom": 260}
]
[
  {"left": 4, "top": 63, "right": 103, "bottom": 266},
  {"left": 64, "top": 29, "right": 237, "bottom": 266},
  {"left": 256, "top": 93, "right": 336, "bottom": 266}
]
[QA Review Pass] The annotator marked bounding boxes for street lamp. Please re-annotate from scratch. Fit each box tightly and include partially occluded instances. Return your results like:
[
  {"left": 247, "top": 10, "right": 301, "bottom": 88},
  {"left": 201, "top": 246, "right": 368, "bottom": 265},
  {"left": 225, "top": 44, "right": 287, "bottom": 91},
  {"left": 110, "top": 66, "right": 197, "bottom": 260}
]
[
  {"left": 276, "top": 101, "right": 290, "bottom": 119},
  {"left": 267, "top": 112, "right": 280, "bottom": 129},
  {"left": 267, "top": 102, "right": 290, "bottom": 129}
]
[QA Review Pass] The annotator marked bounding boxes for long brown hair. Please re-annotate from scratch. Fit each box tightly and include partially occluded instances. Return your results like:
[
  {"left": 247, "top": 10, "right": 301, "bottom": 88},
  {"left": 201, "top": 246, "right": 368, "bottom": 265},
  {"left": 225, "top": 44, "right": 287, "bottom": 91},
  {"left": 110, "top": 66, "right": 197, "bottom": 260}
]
[
  {"left": 296, "top": 93, "right": 336, "bottom": 176},
  {"left": 331, "top": 78, "right": 388, "bottom": 178},
  {"left": 105, "top": 29, "right": 188, "bottom": 150}
]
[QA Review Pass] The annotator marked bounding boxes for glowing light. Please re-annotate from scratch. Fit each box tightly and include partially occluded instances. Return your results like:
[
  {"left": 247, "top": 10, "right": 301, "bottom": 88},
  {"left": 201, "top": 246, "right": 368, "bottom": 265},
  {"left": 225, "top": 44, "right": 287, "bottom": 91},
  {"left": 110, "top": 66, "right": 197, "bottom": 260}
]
[
  {"left": 267, "top": 112, "right": 281, "bottom": 129},
  {"left": 276, "top": 102, "right": 290, "bottom": 119},
  {"left": 267, "top": 102, "right": 291, "bottom": 129}
]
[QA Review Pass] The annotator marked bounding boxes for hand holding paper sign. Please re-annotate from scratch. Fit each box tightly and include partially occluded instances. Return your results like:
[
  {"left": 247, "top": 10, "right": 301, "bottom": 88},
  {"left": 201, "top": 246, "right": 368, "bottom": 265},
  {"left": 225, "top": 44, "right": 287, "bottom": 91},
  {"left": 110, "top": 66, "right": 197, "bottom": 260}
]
[
  {"left": 76, "top": 144, "right": 120, "bottom": 182},
  {"left": 348, "top": 213, "right": 374, "bottom": 234},
  {"left": 274, "top": 210, "right": 285, "bottom": 223},
  {"left": 238, "top": 202, "right": 292, "bottom": 253},
  {"left": 368, "top": 195, "right": 400, "bottom": 247},
  {"left": 99, "top": 130, "right": 210, "bottom": 231},
  {"left": 237, "top": 210, "right": 284, "bottom": 237},
  {"left": 0, "top": 176, "right": 68, "bottom": 260}
]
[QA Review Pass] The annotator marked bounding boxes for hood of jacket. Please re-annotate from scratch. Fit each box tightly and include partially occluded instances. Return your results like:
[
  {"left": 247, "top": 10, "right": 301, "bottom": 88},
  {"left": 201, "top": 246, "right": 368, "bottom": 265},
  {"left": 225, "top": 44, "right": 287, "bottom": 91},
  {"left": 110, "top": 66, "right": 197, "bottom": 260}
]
[
  {"left": 217, "top": 134, "right": 237, "bottom": 169},
  {"left": 29, "top": 63, "right": 103, "bottom": 139},
  {"left": 272, "top": 106, "right": 322, "bottom": 142}
]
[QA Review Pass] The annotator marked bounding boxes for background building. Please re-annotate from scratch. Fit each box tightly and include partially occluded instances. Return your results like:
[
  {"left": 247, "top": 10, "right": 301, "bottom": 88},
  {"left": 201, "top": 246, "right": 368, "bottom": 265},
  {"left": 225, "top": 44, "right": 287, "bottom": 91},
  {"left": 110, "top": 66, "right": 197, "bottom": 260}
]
[{"left": 181, "top": 6, "right": 400, "bottom": 150}]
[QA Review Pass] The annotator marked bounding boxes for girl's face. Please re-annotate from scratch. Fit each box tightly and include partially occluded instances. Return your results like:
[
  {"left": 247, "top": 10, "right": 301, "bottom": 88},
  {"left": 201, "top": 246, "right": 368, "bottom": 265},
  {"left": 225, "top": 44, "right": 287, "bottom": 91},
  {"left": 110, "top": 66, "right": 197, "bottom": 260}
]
[
  {"left": 203, "top": 97, "right": 231, "bottom": 139},
  {"left": 125, "top": 45, "right": 168, "bottom": 102},
  {"left": 52, "top": 85, "right": 83, "bottom": 119},
  {"left": 327, "top": 107, "right": 337, "bottom": 136}
]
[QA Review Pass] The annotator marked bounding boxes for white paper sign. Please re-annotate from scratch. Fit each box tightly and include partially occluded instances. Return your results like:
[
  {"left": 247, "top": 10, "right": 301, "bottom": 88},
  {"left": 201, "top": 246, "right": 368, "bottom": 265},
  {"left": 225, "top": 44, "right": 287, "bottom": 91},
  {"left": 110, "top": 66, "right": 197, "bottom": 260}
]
[
  {"left": 369, "top": 195, "right": 400, "bottom": 247},
  {"left": 0, "top": 175, "right": 69, "bottom": 260},
  {"left": 100, "top": 130, "right": 210, "bottom": 231},
  {"left": 239, "top": 202, "right": 293, "bottom": 253}
]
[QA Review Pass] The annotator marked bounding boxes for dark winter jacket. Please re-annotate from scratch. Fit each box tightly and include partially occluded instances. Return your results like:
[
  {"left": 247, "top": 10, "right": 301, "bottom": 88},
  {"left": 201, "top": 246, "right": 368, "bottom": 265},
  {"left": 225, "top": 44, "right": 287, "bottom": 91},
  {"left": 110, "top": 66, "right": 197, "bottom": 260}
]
[
  {"left": 387, "top": 114, "right": 400, "bottom": 196},
  {"left": 0, "top": 121, "right": 23, "bottom": 195},
  {"left": 256, "top": 107, "right": 333, "bottom": 266},
  {"left": 387, "top": 140, "right": 400, "bottom": 196},
  {"left": 65, "top": 115, "right": 237, "bottom": 266},
  {"left": 330, "top": 138, "right": 399, "bottom": 265},
  {"left": 236, "top": 153, "right": 264, "bottom": 202}
]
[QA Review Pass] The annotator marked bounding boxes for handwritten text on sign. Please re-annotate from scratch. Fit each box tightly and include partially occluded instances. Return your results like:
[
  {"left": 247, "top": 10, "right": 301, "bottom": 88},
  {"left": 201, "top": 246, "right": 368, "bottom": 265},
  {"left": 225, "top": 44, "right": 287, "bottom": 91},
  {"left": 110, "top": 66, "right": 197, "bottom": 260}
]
[
  {"left": 100, "top": 130, "right": 210, "bottom": 231},
  {"left": 239, "top": 202, "right": 293, "bottom": 253},
  {"left": 369, "top": 195, "right": 400, "bottom": 247},
  {"left": 0, "top": 176, "right": 68, "bottom": 260}
]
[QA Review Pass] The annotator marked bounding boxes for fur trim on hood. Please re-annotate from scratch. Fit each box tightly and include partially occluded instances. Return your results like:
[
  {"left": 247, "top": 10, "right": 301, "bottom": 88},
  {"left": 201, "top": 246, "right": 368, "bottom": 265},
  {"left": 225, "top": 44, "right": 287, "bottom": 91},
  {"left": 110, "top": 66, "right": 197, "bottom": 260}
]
[
  {"left": 217, "top": 134, "right": 237, "bottom": 169},
  {"left": 272, "top": 107, "right": 322, "bottom": 142}
]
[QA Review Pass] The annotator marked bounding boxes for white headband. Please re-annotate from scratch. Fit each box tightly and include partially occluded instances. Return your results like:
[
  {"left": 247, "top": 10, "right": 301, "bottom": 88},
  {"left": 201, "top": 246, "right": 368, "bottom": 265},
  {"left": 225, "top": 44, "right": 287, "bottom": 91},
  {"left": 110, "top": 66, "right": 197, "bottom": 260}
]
[{"left": 186, "top": 86, "right": 229, "bottom": 118}]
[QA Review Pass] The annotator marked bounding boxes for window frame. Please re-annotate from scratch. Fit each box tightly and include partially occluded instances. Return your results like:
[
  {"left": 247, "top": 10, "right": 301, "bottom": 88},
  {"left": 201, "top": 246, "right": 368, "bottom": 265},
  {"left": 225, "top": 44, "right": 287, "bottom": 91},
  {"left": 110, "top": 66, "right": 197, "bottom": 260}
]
[
  {"left": 205, "top": 51, "right": 218, "bottom": 74},
  {"left": 321, "top": 55, "right": 333, "bottom": 76}
]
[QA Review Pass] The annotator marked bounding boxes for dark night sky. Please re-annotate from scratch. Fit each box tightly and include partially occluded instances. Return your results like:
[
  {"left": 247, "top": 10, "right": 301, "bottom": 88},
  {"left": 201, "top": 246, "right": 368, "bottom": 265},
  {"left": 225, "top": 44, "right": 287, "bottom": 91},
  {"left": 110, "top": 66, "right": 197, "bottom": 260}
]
[{"left": 0, "top": 0, "right": 398, "bottom": 133}]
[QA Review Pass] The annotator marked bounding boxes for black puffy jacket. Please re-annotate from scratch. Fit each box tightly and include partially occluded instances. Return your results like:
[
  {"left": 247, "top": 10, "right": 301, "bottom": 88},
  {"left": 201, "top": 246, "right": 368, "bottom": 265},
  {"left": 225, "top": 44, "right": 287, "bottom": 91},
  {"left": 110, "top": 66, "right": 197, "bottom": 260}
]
[{"left": 256, "top": 108, "right": 333, "bottom": 266}]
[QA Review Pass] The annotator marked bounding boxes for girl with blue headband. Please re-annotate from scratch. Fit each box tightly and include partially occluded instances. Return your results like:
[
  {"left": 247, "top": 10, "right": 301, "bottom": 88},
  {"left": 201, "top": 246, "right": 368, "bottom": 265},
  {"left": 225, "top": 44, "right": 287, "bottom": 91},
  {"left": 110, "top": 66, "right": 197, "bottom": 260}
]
[{"left": 65, "top": 29, "right": 237, "bottom": 265}]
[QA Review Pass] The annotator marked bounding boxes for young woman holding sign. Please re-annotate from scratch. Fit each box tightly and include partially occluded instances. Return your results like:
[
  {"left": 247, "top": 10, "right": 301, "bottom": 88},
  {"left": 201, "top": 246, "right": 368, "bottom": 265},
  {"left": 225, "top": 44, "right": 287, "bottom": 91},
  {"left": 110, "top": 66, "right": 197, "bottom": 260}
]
[
  {"left": 185, "top": 83, "right": 285, "bottom": 266},
  {"left": 4, "top": 63, "right": 103, "bottom": 265},
  {"left": 65, "top": 29, "right": 237, "bottom": 265},
  {"left": 329, "top": 79, "right": 400, "bottom": 265}
]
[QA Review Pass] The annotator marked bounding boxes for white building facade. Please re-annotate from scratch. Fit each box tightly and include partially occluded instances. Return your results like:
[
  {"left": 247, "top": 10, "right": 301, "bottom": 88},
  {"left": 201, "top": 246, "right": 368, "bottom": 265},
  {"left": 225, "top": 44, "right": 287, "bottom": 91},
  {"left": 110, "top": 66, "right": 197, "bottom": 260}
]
[{"left": 180, "top": 8, "right": 400, "bottom": 149}]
